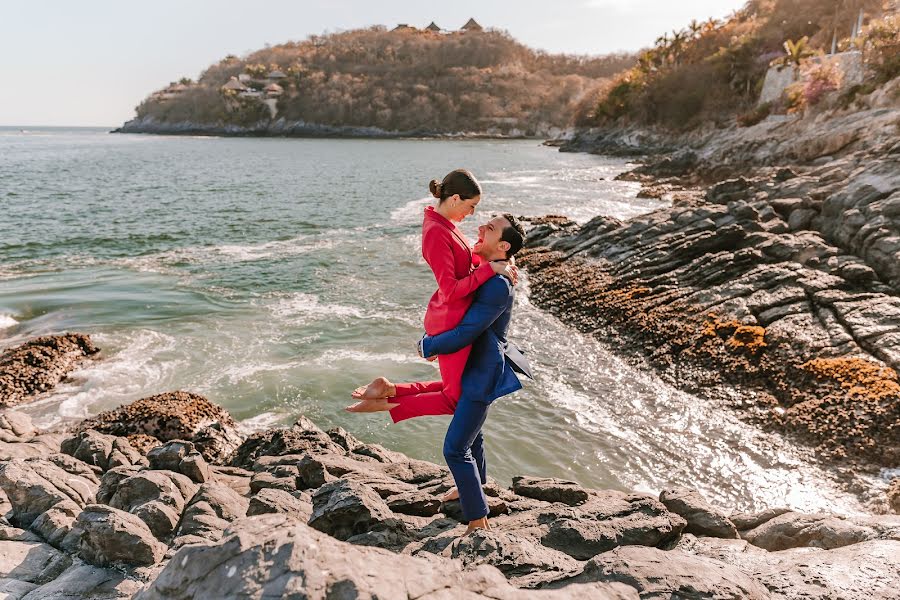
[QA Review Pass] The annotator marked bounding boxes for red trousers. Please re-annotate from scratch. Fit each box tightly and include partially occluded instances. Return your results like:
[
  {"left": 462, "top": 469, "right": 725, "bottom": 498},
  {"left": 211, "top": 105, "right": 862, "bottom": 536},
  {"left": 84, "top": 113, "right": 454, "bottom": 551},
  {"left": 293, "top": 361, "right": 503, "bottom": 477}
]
[{"left": 388, "top": 344, "right": 471, "bottom": 423}]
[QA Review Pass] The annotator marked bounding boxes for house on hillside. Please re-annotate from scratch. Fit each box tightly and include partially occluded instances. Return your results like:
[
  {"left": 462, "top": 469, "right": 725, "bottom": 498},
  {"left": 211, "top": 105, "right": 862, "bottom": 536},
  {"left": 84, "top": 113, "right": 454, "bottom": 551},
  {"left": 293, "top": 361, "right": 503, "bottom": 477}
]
[
  {"left": 264, "top": 83, "right": 283, "bottom": 98},
  {"left": 425, "top": 22, "right": 441, "bottom": 32},
  {"left": 268, "top": 70, "right": 286, "bottom": 80},
  {"left": 222, "top": 77, "right": 247, "bottom": 93},
  {"left": 392, "top": 23, "right": 417, "bottom": 32},
  {"left": 461, "top": 18, "right": 483, "bottom": 32}
]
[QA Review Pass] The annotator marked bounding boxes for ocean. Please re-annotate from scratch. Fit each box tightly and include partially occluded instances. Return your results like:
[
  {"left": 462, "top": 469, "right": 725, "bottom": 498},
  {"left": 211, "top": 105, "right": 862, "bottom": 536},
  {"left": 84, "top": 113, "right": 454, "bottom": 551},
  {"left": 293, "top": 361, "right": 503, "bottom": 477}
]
[{"left": 0, "top": 126, "right": 877, "bottom": 513}]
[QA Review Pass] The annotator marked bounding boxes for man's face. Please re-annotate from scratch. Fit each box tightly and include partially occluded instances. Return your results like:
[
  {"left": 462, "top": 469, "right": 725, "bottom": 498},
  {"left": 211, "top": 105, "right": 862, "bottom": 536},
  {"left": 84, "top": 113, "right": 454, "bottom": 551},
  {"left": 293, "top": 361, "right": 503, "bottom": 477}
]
[{"left": 474, "top": 216, "right": 511, "bottom": 259}]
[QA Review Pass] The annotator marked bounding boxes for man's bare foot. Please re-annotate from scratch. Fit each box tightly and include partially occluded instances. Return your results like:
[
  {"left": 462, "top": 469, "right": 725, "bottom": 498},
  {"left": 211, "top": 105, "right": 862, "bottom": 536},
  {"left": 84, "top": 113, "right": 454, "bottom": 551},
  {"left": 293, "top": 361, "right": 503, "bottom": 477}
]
[
  {"left": 345, "top": 398, "right": 400, "bottom": 413},
  {"left": 464, "top": 516, "right": 490, "bottom": 535},
  {"left": 351, "top": 376, "right": 396, "bottom": 400},
  {"left": 441, "top": 487, "right": 460, "bottom": 502}
]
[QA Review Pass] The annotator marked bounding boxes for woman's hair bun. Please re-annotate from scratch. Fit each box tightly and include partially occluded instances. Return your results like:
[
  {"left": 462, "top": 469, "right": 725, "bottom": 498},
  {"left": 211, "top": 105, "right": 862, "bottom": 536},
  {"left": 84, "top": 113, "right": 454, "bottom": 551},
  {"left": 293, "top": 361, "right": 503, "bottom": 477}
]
[{"left": 429, "top": 179, "right": 443, "bottom": 199}]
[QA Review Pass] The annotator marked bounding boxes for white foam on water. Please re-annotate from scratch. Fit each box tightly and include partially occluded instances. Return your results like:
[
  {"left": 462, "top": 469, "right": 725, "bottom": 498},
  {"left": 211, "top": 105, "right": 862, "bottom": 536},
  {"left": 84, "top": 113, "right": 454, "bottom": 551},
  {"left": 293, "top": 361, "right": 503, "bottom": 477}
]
[
  {"left": 239, "top": 411, "right": 290, "bottom": 434},
  {"left": 217, "top": 361, "right": 298, "bottom": 385},
  {"left": 390, "top": 197, "right": 431, "bottom": 224},
  {"left": 0, "top": 314, "right": 18, "bottom": 329},
  {"left": 42, "top": 329, "right": 182, "bottom": 424},
  {"left": 269, "top": 292, "right": 365, "bottom": 323},
  {"left": 314, "top": 348, "right": 430, "bottom": 367}
]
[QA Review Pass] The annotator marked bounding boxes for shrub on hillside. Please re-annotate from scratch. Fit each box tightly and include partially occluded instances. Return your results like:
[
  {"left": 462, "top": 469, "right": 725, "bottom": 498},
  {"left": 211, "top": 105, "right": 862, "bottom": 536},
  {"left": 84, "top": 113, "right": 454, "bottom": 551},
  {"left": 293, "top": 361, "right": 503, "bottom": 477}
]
[{"left": 863, "top": 14, "right": 900, "bottom": 83}]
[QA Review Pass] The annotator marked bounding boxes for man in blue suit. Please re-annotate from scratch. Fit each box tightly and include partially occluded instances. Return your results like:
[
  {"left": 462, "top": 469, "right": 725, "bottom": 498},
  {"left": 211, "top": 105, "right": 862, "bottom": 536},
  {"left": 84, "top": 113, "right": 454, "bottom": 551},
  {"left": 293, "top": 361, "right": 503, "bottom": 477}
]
[{"left": 419, "top": 213, "right": 530, "bottom": 535}]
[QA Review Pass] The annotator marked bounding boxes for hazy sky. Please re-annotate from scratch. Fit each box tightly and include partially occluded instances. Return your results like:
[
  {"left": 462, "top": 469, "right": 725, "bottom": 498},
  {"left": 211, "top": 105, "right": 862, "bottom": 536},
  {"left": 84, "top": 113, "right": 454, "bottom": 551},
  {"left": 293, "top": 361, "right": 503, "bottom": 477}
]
[{"left": 0, "top": 0, "right": 747, "bottom": 126}]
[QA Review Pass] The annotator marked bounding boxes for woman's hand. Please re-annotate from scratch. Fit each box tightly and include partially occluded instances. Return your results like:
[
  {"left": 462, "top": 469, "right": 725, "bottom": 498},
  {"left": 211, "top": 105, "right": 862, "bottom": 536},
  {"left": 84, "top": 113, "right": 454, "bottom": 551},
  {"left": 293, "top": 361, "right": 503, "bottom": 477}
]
[{"left": 491, "top": 261, "right": 519, "bottom": 286}]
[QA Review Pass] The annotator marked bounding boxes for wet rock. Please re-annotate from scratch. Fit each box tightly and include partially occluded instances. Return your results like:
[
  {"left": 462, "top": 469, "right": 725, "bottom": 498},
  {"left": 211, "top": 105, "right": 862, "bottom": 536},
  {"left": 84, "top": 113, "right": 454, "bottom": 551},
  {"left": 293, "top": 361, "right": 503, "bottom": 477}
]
[
  {"left": 552, "top": 545, "right": 770, "bottom": 599},
  {"left": 75, "top": 504, "right": 167, "bottom": 567},
  {"left": 658, "top": 487, "right": 738, "bottom": 538},
  {"left": 133, "top": 513, "right": 638, "bottom": 600},
  {"left": 741, "top": 511, "right": 890, "bottom": 551},
  {"left": 512, "top": 476, "right": 590, "bottom": 506},
  {"left": 308, "top": 479, "right": 405, "bottom": 542},
  {"left": 0, "top": 333, "right": 99, "bottom": 408},
  {"left": 0, "top": 540, "right": 72, "bottom": 584},
  {"left": 147, "top": 440, "right": 209, "bottom": 483},
  {"left": 77, "top": 391, "right": 242, "bottom": 464},
  {"left": 245, "top": 487, "right": 312, "bottom": 521}
]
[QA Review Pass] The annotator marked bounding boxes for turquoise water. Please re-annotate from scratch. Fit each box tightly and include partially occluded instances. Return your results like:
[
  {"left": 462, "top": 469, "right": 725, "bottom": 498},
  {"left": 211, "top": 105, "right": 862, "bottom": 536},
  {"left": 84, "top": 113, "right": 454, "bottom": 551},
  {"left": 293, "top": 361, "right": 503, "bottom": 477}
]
[{"left": 0, "top": 127, "right": 878, "bottom": 513}]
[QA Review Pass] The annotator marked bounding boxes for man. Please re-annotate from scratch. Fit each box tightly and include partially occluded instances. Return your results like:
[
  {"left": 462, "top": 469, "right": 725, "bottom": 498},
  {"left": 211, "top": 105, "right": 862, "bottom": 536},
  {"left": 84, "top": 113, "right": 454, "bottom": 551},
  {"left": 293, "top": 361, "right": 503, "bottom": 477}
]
[{"left": 419, "top": 213, "right": 530, "bottom": 535}]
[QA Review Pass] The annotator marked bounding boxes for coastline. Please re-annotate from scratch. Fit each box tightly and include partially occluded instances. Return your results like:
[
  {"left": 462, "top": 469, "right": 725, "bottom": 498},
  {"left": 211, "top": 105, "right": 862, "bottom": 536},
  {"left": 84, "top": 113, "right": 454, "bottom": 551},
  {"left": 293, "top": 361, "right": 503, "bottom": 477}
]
[
  {"left": 1, "top": 363, "right": 899, "bottom": 597},
  {"left": 112, "top": 115, "right": 558, "bottom": 140},
  {"left": 519, "top": 101, "right": 900, "bottom": 483}
]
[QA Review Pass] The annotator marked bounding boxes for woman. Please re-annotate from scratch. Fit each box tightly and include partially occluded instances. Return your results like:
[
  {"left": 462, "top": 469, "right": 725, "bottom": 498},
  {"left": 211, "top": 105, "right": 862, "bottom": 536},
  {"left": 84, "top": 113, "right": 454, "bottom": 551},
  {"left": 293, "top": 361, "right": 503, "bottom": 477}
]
[{"left": 346, "top": 169, "right": 515, "bottom": 425}]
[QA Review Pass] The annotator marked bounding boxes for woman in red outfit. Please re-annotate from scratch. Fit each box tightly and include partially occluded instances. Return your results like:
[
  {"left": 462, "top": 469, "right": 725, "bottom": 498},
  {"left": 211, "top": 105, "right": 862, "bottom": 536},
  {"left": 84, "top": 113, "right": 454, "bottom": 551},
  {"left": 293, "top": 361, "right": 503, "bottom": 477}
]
[{"left": 347, "top": 169, "right": 515, "bottom": 423}]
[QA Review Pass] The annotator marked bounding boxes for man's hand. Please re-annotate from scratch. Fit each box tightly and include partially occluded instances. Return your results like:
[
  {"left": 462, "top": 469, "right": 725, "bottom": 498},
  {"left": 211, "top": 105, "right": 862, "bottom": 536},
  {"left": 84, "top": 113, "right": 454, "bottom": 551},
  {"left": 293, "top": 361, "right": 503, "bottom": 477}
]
[
  {"left": 418, "top": 335, "right": 439, "bottom": 361},
  {"left": 490, "top": 261, "right": 519, "bottom": 286}
]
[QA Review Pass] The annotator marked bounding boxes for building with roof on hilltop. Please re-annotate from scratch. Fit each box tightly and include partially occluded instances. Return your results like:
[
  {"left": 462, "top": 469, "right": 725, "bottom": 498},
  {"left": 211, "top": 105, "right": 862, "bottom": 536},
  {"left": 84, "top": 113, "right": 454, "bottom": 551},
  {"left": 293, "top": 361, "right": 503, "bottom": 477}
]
[
  {"left": 392, "top": 23, "right": 417, "bottom": 32},
  {"left": 268, "top": 70, "right": 286, "bottom": 80},
  {"left": 425, "top": 22, "right": 441, "bottom": 32},
  {"left": 222, "top": 77, "right": 247, "bottom": 93},
  {"left": 461, "top": 18, "right": 483, "bottom": 32}
]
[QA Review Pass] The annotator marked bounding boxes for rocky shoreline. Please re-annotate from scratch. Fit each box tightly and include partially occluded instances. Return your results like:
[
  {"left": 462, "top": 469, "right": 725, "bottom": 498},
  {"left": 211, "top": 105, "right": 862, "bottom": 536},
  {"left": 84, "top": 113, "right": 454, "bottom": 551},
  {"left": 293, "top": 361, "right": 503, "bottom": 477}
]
[
  {"left": 520, "top": 104, "right": 900, "bottom": 493},
  {"left": 112, "top": 115, "right": 552, "bottom": 140},
  {"left": 1, "top": 335, "right": 899, "bottom": 598}
]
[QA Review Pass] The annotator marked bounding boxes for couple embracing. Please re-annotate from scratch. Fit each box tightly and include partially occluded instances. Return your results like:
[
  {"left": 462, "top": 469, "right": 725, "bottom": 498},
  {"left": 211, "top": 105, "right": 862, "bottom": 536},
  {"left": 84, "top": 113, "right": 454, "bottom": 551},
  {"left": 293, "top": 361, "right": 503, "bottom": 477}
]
[{"left": 346, "top": 168, "right": 531, "bottom": 535}]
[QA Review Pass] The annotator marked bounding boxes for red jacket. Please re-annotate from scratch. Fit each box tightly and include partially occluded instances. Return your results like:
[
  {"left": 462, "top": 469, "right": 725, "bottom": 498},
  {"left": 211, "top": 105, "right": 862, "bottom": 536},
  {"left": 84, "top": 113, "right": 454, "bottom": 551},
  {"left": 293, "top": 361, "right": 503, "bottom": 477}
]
[{"left": 421, "top": 206, "right": 494, "bottom": 336}]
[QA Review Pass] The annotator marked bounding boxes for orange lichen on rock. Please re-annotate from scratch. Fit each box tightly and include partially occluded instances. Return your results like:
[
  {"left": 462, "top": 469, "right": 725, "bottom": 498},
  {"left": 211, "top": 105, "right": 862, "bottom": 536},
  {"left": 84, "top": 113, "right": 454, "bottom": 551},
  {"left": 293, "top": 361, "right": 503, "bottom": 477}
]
[
  {"left": 800, "top": 357, "right": 900, "bottom": 401},
  {"left": 701, "top": 316, "right": 767, "bottom": 355}
]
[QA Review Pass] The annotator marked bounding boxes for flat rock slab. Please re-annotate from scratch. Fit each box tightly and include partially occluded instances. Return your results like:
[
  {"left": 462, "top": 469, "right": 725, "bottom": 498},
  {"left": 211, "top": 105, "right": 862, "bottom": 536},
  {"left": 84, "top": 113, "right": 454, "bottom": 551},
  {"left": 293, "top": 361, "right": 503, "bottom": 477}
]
[
  {"left": 133, "top": 513, "right": 639, "bottom": 600},
  {"left": 512, "top": 476, "right": 590, "bottom": 506},
  {"left": 0, "top": 333, "right": 98, "bottom": 408},
  {"left": 741, "top": 511, "right": 888, "bottom": 551},
  {"left": 0, "top": 540, "right": 72, "bottom": 584},
  {"left": 659, "top": 487, "right": 738, "bottom": 538}
]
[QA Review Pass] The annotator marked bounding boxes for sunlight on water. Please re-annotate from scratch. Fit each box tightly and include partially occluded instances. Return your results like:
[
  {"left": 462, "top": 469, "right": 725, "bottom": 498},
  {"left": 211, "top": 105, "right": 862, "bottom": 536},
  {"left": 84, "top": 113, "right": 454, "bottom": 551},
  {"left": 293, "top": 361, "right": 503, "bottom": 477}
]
[{"left": 0, "top": 128, "right": 878, "bottom": 515}]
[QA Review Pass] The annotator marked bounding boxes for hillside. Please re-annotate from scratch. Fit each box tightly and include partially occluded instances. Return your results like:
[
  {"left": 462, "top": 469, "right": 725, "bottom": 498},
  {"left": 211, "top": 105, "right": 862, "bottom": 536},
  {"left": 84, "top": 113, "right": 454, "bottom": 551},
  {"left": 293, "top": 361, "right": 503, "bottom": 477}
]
[
  {"left": 120, "top": 23, "right": 634, "bottom": 137},
  {"left": 580, "top": 0, "right": 897, "bottom": 130}
]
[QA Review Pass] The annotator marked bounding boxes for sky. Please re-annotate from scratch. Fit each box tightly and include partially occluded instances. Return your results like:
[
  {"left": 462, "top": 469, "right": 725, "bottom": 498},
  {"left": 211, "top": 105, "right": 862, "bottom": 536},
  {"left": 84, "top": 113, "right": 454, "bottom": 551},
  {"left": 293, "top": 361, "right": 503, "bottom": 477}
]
[{"left": 0, "top": 0, "right": 748, "bottom": 127}]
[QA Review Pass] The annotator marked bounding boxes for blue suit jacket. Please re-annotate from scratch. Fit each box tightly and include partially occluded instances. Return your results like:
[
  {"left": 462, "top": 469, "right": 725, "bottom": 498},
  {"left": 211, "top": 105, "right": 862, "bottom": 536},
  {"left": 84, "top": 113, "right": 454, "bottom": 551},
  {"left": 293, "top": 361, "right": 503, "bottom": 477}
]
[{"left": 421, "top": 275, "right": 522, "bottom": 404}]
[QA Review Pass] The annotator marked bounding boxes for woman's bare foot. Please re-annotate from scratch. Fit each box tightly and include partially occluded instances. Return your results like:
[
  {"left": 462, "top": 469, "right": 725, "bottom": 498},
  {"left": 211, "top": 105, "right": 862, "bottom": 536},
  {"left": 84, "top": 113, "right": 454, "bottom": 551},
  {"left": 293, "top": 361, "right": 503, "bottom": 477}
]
[
  {"left": 351, "top": 376, "right": 396, "bottom": 400},
  {"left": 440, "top": 487, "right": 460, "bottom": 502},
  {"left": 464, "top": 516, "right": 490, "bottom": 535},
  {"left": 345, "top": 398, "right": 400, "bottom": 413}
]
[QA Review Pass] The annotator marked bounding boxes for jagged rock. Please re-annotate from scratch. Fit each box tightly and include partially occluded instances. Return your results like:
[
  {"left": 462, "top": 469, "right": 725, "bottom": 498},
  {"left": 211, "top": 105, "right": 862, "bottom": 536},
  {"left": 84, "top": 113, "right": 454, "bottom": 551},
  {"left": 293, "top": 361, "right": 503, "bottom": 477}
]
[
  {"left": 0, "top": 333, "right": 99, "bottom": 408},
  {"left": 60, "top": 429, "right": 144, "bottom": 471},
  {"left": 385, "top": 490, "right": 442, "bottom": 517},
  {"left": 75, "top": 504, "right": 167, "bottom": 567},
  {"left": 249, "top": 470, "right": 297, "bottom": 494},
  {"left": 17, "top": 563, "right": 144, "bottom": 600},
  {"left": 446, "top": 529, "right": 582, "bottom": 581},
  {"left": 245, "top": 488, "right": 312, "bottom": 521},
  {"left": 173, "top": 483, "right": 249, "bottom": 546},
  {"left": 659, "top": 487, "right": 738, "bottom": 538},
  {"left": 308, "top": 478, "right": 406, "bottom": 542},
  {"left": 442, "top": 495, "right": 509, "bottom": 522},
  {"left": 551, "top": 545, "right": 770, "bottom": 599},
  {"left": 147, "top": 440, "right": 209, "bottom": 483},
  {"left": 107, "top": 470, "right": 197, "bottom": 540},
  {"left": 740, "top": 511, "right": 894, "bottom": 551},
  {"left": 512, "top": 476, "right": 590, "bottom": 506},
  {"left": 132, "top": 513, "right": 638, "bottom": 600},
  {"left": 327, "top": 425, "right": 364, "bottom": 452},
  {"left": 228, "top": 416, "right": 345, "bottom": 469},
  {"left": 0, "top": 540, "right": 72, "bottom": 584},
  {"left": 77, "top": 391, "right": 242, "bottom": 463},
  {"left": 95, "top": 466, "right": 141, "bottom": 505},
  {"left": 0, "top": 524, "right": 43, "bottom": 543},
  {"left": 29, "top": 500, "right": 82, "bottom": 552},
  {"left": 0, "top": 458, "right": 97, "bottom": 529},
  {"left": 540, "top": 491, "right": 686, "bottom": 560},
  {"left": 295, "top": 453, "right": 376, "bottom": 489}
]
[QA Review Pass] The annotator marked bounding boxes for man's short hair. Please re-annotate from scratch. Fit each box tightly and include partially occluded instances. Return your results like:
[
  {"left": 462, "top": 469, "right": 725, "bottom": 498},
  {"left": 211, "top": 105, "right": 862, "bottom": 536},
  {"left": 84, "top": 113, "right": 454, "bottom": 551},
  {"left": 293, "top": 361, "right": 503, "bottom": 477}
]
[{"left": 500, "top": 213, "right": 526, "bottom": 258}]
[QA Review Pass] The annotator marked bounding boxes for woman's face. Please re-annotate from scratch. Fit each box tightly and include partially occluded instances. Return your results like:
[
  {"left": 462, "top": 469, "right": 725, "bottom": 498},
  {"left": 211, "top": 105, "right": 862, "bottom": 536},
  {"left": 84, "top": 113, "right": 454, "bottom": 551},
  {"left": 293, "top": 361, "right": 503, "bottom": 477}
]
[{"left": 447, "top": 194, "right": 481, "bottom": 222}]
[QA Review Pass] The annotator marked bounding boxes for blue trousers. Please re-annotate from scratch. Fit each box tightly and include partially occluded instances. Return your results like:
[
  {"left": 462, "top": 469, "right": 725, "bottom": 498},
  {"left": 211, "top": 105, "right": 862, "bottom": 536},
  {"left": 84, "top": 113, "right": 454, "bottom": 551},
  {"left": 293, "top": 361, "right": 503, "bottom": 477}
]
[{"left": 442, "top": 395, "right": 490, "bottom": 521}]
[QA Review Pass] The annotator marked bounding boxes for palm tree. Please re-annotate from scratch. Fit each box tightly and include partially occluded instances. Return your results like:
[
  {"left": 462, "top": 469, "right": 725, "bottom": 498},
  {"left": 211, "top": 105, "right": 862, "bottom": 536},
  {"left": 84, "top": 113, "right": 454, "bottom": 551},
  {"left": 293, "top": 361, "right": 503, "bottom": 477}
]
[
  {"left": 688, "top": 19, "right": 703, "bottom": 39},
  {"left": 780, "top": 36, "right": 813, "bottom": 69},
  {"left": 703, "top": 18, "right": 719, "bottom": 33}
]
